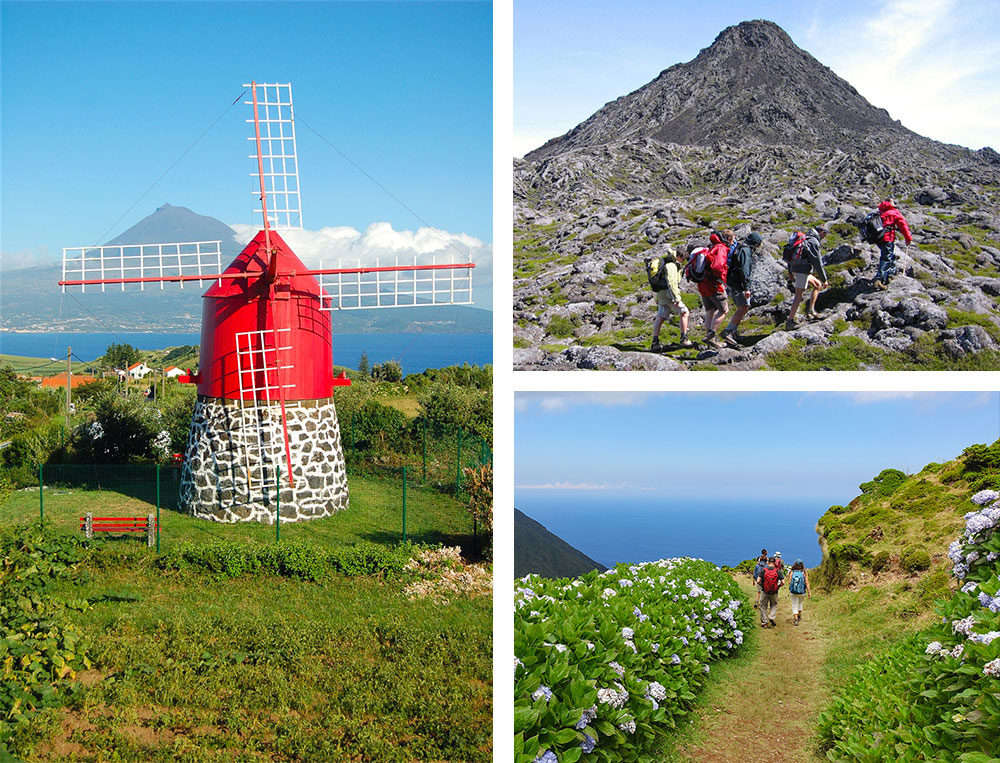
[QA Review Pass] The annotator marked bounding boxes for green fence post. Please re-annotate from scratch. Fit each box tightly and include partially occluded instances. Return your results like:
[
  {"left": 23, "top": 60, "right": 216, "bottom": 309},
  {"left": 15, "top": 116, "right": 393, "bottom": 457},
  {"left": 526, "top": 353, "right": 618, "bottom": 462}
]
[
  {"left": 421, "top": 418, "right": 427, "bottom": 483},
  {"left": 455, "top": 427, "right": 462, "bottom": 497},
  {"left": 402, "top": 466, "right": 407, "bottom": 543},
  {"left": 480, "top": 436, "right": 485, "bottom": 466},
  {"left": 156, "top": 464, "right": 161, "bottom": 554},
  {"left": 276, "top": 467, "right": 281, "bottom": 543},
  {"left": 351, "top": 412, "right": 356, "bottom": 454},
  {"left": 38, "top": 464, "right": 44, "bottom": 524}
]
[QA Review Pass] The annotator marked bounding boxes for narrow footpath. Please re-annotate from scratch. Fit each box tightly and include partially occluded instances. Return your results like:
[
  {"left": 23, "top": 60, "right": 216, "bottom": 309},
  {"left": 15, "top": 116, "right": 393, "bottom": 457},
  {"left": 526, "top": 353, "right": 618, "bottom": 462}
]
[{"left": 668, "top": 580, "right": 830, "bottom": 762}]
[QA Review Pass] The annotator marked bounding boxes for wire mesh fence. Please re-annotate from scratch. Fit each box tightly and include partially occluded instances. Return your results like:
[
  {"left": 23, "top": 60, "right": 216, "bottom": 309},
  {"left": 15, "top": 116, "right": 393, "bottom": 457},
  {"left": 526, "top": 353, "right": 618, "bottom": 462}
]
[{"left": 0, "top": 423, "right": 491, "bottom": 555}]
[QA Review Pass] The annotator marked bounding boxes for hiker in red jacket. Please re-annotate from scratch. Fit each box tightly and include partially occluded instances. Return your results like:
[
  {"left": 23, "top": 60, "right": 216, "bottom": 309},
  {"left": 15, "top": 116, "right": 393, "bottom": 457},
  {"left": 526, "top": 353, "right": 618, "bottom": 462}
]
[
  {"left": 873, "top": 198, "right": 913, "bottom": 290},
  {"left": 699, "top": 232, "right": 730, "bottom": 348}
]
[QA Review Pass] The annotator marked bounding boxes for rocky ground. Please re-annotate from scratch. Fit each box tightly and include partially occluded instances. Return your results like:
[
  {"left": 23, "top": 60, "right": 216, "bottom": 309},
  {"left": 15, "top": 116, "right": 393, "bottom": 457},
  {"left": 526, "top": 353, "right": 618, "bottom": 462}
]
[{"left": 513, "top": 140, "right": 1000, "bottom": 371}]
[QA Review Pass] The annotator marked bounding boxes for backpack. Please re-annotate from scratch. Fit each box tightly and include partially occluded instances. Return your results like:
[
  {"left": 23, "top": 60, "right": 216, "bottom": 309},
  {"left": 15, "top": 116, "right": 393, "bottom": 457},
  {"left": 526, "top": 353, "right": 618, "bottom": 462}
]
[
  {"left": 727, "top": 243, "right": 752, "bottom": 289},
  {"left": 782, "top": 231, "right": 806, "bottom": 263},
  {"left": 685, "top": 247, "right": 710, "bottom": 283},
  {"left": 762, "top": 567, "right": 781, "bottom": 594},
  {"left": 789, "top": 570, "right": 806, "bottom": 595},
  {"left": 644, "top": 256, "right": 670, "bottom": 292},
  {"left": 858, "top": 211, "right": 886, "bottom": 243}
]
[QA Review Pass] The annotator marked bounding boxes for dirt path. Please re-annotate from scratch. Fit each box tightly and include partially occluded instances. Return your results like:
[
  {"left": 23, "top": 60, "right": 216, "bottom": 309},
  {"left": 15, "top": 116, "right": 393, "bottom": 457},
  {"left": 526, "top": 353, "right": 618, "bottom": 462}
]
[{"left": 670, "top": 582, "right": 830, "bottom": 762}]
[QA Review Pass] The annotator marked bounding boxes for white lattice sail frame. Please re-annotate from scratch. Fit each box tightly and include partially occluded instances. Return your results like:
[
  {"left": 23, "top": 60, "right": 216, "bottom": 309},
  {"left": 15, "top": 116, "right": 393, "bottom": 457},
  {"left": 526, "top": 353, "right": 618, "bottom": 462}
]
[
  {"left": 60, "top": 241, "right": 223, "bottom": 292},
  {"left": 317, "top": 255, "right": 474, "bottom": 310},
  {"left": 244, "top": 82, "right": 302, "bottom": 231}
]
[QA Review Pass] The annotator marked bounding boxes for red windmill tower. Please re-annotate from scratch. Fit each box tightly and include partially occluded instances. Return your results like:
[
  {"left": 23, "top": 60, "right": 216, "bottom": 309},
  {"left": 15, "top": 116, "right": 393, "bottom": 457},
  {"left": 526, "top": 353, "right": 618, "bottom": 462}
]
[{"left": 60, "top": 82, "right": 475, "bottom": 523}]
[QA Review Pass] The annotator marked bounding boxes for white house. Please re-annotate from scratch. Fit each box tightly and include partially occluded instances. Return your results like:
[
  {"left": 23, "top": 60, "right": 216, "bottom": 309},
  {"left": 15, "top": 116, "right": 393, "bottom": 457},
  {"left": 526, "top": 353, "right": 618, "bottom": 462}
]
[
  {"left": 127, "top": 362, "right": 153, "bottom": 380},
  {"left": 164, "top": 366, "right": 185, "bottom": 379}
]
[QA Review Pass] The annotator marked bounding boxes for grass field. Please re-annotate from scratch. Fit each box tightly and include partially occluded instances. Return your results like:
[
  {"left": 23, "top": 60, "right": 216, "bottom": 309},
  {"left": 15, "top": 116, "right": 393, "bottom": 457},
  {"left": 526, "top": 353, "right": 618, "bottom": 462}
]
[
  {"left": 8, "top": 551, "right": 492, "bottom": 762},
  {"left": 0, "top": 353, "right": 94, "bottom": 375},
  {"left": 0, "top": 472, "right": 478, "bottom": 552}
]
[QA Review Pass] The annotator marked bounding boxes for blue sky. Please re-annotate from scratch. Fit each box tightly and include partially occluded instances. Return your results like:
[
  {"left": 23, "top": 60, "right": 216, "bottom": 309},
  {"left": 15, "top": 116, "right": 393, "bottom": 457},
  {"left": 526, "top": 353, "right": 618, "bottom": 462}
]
[
  {"left": 515, "top": 392, "right": 1000, "bottom": 503},
  {"left": 1, "top": 1, "right": 492, "bottom": 304},
  {"left": 514, "top": 0, "right": 1000, "bottom": 157}
]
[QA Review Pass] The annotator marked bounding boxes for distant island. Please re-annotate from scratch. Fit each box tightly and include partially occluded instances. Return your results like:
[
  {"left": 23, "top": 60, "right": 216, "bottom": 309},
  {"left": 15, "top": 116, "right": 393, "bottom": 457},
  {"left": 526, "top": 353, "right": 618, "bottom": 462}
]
[{"left": 514, "top": 508, "right": 608, "bottom": 578}]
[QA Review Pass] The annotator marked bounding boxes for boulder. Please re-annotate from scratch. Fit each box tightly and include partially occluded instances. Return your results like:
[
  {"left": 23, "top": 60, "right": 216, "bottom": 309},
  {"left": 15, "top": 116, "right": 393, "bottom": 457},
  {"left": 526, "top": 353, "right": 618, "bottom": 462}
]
[{"left": 938, "top": 325, "right": 996, "bottom": 358}]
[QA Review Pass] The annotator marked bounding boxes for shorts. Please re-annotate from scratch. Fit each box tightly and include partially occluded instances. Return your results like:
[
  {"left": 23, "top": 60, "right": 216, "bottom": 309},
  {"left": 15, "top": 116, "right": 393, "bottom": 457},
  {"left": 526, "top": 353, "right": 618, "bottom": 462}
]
[
  {"left": 728, "top": 287, "right": 750, "bottom": 307},
  {"left": 793, "top": 271, "right": 811, "bottom": 290},
  {"left": 701, "top": 293, "right": 727, "bottom": 312},
  {"left": 790, "top": 592, "right": 806, "bottom": 615},
  {"left": 656, "top": 301, "right": 688, "bottom": 319}
]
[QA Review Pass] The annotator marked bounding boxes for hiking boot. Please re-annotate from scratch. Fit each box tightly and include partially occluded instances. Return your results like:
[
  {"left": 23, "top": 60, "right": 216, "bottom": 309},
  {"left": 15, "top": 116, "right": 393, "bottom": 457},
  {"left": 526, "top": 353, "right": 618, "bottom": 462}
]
[
  {"left": 679, "top": 335, "right": 694, "bottom": 348},
  {"left": 650, "top": 338, "right": 662, "bottom": 352},
  {"left": 769, "top": 618, "right": 776, "bottom": 627},
  {"left": 872, "top": 279, "right": 887, "bottom": 291},
  {"left": 805, "top": 309, "right": 824, "bottom": 320},
  {"left": 722, "top": 331, "right": 739, "bottom": 348},
  {"left": 705, "top": 335, "right": 724, "bottom": 349},
  {"left": 784, "top": 319, "right": 797, "bottom": 331}
]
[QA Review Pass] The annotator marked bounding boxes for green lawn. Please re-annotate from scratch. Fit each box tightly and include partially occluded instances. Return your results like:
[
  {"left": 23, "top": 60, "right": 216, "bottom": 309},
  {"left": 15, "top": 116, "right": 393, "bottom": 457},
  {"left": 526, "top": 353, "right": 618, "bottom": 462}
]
[
  {"left": 0, "top": 472, "right": 477, "bottom": 552},
  {"left": 8, "top": 554, "right": 492, "bottom": 762}
]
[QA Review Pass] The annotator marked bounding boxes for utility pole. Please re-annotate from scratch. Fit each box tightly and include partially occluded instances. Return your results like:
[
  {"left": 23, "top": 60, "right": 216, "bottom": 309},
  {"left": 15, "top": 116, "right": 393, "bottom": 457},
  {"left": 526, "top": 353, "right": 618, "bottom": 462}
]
[{"left": 65, "top": 346, "right": 72, "bottom": 422}]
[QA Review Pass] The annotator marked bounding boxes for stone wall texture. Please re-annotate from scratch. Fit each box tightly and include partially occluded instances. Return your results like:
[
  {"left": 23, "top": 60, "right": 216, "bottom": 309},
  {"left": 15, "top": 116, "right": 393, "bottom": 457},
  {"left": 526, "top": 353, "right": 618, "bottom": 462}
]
[{"left": 179, "top": 395, "right": 349, "bottom": 523}]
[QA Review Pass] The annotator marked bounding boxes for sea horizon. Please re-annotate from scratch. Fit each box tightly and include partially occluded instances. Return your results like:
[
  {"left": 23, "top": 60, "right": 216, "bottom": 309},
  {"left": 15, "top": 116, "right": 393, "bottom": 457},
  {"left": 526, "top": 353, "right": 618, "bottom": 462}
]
[
  {"left": 516, "top": 492, "right": 837, "bottom": 569},
  {"left": 0, "top": 331, "right": 492, "bottom": 376}
]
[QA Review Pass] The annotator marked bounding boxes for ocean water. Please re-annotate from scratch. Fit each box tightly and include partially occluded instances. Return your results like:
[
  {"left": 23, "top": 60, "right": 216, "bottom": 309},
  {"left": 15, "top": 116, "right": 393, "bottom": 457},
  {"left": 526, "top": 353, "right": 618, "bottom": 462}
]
[
  {"left": 515, "top": 492, "right": 831, "bottom": 569},
  {"left": 0, "top": 331, "right": 491, "bottom": 375}
]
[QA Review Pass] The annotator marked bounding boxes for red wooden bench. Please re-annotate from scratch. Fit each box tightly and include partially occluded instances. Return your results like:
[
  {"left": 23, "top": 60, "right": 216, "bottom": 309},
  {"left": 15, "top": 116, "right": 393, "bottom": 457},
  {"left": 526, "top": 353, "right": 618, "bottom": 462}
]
[{"left": 80, "top": 513, "right": 157, "bottom": 547}]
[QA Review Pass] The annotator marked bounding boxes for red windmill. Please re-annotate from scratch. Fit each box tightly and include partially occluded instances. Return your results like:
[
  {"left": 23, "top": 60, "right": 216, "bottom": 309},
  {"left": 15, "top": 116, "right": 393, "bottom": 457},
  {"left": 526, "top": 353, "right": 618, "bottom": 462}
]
[{"left": 60, "top": 82, "right": 475, "bottom": 523}]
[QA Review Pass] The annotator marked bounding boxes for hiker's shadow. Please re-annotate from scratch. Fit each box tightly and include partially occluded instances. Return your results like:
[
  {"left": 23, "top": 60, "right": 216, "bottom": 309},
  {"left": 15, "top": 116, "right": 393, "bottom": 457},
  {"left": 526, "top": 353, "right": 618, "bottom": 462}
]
[{"left": 610, "top": 342, "right": 700, "bottom": 360}]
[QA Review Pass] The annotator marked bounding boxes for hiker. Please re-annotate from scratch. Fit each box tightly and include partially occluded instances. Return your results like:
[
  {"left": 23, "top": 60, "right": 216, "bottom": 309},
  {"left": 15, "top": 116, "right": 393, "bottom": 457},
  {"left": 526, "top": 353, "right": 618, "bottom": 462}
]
[
  {"left": 759, "top": 556, "right": 785, "bottom": 628},
  {"left": 774, "top": 550, "right": 784, "bottom": 571},
  {"left": 697, "top": 231, "right": 729, "bottom": 348},
  {"left": 788, "top": 559, "right": 811, "bottom": 626},
  {"left": 720, "top": 232, "right": 763, "bottom": 348},
  {"left": 649, "top": 246, "right": 693, "bottom": 351},
  {"left": 785, "top": 226, "right": 829, "bottom": 330},
  {"left": 752, "top": 551, "right": 768, "bottom": 609},
  {"left": 872, "top": 199, "right": 913, "bottom": 290}
]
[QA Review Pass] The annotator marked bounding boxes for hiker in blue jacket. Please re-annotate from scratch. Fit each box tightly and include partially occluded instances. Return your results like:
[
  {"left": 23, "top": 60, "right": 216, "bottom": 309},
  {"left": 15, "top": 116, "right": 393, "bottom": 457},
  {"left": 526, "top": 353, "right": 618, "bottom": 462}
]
[
  {"left": 788, "top": 559, "right": 811, "bottom": 626},
  {"left": 720, "top": 231, "right": 763, "bottom": 348}
]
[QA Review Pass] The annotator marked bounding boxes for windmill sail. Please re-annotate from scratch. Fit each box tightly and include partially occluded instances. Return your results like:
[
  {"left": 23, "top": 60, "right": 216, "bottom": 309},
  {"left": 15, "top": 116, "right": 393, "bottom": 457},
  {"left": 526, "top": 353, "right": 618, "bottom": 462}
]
[
  {"left": 244, "top": 82, "right": 302, "bottom": 231},
  {"left": 60, "top": 241, "right": 224, "bottom": 292},
  {"left": 316, "top": 256, "right": 474, "bottom": 310}
]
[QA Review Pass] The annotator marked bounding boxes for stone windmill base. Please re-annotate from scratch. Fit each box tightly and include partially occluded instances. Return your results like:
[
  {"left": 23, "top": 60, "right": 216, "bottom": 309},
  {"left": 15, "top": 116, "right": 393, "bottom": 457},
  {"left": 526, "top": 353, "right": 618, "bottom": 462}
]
[{"left": 179, "top": 395, "right": 349, "bottom": 523}]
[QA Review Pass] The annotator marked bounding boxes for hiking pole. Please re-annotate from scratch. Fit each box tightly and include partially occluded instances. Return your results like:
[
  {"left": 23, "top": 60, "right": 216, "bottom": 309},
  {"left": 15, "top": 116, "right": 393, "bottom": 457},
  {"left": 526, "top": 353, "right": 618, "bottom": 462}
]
[{"left": 901, "top": 242, "right": 909, "bottom": 278}]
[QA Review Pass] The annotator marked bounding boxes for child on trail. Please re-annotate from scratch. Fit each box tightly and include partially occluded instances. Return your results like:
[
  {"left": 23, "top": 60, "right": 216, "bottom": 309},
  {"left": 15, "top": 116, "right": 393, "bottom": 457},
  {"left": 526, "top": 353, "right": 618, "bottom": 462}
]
[
  {"left": 872, "top": 198, "right": 914, "bottom": 290},
  {"left": 720, "top": 231, "right": 763, "bottom": 348},
  {"left": 650, "top": 246, "right": 693, "bottom": 351},
  {"left": 759, "top": 556, "right": 784, "bottom": 628},
  {"left": 698, "top": 232, "right": 730, "bottom": 348},
  {"left": 786, "top": 226, "right": 829, "bottom": 330},
  {"left": 752, "top": 551, "right": 768, "bottom": 609},
  {"left": 788, "top": 559, "right": 811, "bottom": 626}
]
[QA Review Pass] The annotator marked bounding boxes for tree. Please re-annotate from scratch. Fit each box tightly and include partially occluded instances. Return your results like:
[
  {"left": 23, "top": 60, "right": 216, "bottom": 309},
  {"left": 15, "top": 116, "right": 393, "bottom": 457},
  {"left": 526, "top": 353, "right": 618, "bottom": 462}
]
[
  {"left": 102, "top": 343, "right": 140, "bottom": 371},
  {"left": 371, "top": 360, "right": 402, "bottom": 382},
  {"left": 358, "top": 351, "right": 370, "bottom": 377}
]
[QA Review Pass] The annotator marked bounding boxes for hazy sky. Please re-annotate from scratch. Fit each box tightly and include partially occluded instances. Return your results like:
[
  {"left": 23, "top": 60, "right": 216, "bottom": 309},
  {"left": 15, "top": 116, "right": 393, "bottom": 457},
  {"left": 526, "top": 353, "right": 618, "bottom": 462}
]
[
  {"left": 515, "top": 392, "right": 1000, "bottom": 502},
  {"left": 1, "top": 1, "right": 492, "bottom": 305},
  {"left": 514, "top": 0, "right": 1000, "bottom": 157}
]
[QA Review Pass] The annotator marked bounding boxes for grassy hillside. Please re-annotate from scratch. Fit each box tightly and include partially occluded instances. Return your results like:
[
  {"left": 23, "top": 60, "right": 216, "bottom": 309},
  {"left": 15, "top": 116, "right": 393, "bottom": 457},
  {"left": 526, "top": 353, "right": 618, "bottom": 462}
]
[
  {"left": 513, "top": 508, "right": 608, "bottom": 579},
  {"left": 812, "top": 440, "right": 1000, "bottom": 593}
]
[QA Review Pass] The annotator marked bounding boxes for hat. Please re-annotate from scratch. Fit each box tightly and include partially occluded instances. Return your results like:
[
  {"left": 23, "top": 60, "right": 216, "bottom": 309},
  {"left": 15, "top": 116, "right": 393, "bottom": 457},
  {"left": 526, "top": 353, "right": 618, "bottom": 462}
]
[
  {"left": 775, "top": 551, "right": 782, "bottom": 557},
  {"left": 795, "top": 559, "right": 804, "bottom": 566},
  {"left": 746, "top": 232, "right": 763, "bottom": 247}
]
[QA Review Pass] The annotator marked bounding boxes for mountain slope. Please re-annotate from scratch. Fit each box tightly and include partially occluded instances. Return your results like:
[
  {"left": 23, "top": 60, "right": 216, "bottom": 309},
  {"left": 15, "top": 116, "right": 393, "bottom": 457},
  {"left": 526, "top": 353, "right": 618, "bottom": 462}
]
[
  {"left": 513, "top": 19, "right": 1000, "bottom": 372},
  {"left": 105, "top": 203, "right": 243, "bottom": 252},
  {"left": 514, "top": 508, "right": 608, "bottom": 579}
]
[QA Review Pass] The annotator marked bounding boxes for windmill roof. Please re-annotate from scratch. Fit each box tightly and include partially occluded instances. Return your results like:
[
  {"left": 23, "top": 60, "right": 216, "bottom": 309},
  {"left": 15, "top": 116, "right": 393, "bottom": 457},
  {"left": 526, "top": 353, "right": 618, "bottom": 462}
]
[{"left": 203, "top": 230, "right": 321, "bottom": 300}]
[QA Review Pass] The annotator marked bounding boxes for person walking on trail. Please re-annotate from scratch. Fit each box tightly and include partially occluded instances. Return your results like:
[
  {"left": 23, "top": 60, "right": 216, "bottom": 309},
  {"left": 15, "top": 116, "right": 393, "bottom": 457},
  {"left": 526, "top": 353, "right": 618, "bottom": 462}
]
[
  {"left": 774, "top": 550, "right": 784, "bottom": 571},
  {"left": 650, "top": 246, "right": 693, "bottom": 351},
  {"left": 872, "top": 199, "right": 914, "bottom": 290},
  {"left": 720, "top": 232, "right": 763, "bottom": 348},
  {"left": 759, "top": 556, "right": 785, "bottom": 628},
  {"left": 752, "top": 550, "right": 768, "bottom": 609},
  {"left": 786, "top": 226, "right": 829, "bottom": 330},
  {"left": 699, "top": 231, "right": 730, "bottom": 348},
  {"left": 788, "top": 559, "right": 811, "bottom": 626}
]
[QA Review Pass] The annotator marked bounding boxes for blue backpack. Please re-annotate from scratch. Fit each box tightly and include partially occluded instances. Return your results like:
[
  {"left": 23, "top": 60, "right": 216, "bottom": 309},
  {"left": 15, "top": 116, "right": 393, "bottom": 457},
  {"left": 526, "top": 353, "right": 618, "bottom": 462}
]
[{"left": 789, "top": 570, "right": 806, "bottom": 594}]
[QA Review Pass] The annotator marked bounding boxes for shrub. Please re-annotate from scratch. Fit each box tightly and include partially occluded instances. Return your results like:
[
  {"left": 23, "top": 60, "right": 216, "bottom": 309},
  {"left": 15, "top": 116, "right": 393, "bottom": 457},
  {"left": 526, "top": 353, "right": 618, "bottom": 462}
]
[
  {"left": 464, "top": 463, "right": 493, "bottom": 558},
  {"left": 871, "top": 550, "right": 890, "bottom": 574},
  {"left": 69, "top": 391, "right": 170, "bottom": 464},
  {"left": 546, "top": 315, "right": 578, "bottom": 338},
  {"left": 827, "top": 504, "right": 849, "bottom": 515},
  {"left": 514, "top": 558, "right": 753, "bottom": 762},
  {"left": 370, "top": 360, "right": 402, "bottom": 382},
  {"left": 901, "top": 546, "right": 932, "bottom": 572},
  {"left": 859, "top": 468, "right": 907, "bottom": 498},
  {"left": 818, "top": 489, "right": 1000, "bottom": 761}
]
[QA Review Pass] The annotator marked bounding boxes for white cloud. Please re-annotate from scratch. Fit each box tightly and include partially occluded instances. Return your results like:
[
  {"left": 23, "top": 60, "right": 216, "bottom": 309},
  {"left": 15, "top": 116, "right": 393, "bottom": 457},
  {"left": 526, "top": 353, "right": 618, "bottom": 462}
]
[
  {"left": 0, "top": 246, "right": 58, "bottom": 271},
  {"left": 517, "top": 392, "right": 658, "bottom": 411},
  {"left": 229, "top": 221, "right": 493, "bottom": 308},
  {"left": 808, "top": 0, "right": 1000, "bottom": 150},
  {"left": 516, "top": 481, "right": 653, "bottom": 491}
]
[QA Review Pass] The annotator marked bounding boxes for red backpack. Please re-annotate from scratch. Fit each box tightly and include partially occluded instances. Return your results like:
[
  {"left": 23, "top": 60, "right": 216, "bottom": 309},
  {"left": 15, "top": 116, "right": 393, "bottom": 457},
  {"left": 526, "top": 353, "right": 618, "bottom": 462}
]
[
  {"left": 782, "top": 231, "right": 806, "bottom": 263},
  {"left": 762, "top": 567, "right": 781, "bottom": 594}
]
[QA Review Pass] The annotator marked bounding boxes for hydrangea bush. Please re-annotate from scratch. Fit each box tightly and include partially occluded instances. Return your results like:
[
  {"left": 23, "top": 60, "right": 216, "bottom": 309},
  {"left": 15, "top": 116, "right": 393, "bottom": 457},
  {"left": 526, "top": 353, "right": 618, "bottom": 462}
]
[
  {"left": 514, "top": 558, "right": 753, "bottom": 763},
  {"left": 818, "top": 490, "right": 1000, "bottom": 761}
]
